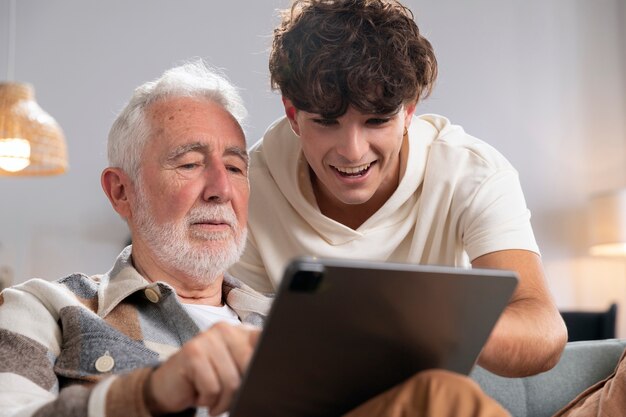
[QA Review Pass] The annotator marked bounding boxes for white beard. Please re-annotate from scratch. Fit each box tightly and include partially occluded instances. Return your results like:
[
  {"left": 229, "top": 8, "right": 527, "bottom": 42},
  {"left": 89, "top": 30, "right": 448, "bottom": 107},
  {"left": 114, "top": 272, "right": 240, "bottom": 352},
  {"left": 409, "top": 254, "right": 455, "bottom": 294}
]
[{"left": 133, "top": 184, "right": 247, "bottom": 285}]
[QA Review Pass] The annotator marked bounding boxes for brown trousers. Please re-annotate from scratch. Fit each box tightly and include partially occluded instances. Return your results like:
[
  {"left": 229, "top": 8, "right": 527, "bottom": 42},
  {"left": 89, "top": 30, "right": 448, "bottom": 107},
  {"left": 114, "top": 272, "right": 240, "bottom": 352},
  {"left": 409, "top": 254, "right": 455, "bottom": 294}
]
[
  {"left": 553, "top": 349, "right": 626, "bottom": 417},
  {"left": 345, "top": 351, "right": 626, "bottom": 417},
  {"left": 344, "top": 369, "right": 511, "bottom": 417}
]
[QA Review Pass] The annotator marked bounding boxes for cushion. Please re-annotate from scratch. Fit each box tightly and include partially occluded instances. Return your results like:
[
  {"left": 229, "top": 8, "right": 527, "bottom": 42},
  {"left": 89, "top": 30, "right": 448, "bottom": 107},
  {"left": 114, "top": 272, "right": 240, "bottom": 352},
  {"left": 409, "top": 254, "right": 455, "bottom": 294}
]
[{"left": 470, "top": 339, "right": 626, "bottom": 417}]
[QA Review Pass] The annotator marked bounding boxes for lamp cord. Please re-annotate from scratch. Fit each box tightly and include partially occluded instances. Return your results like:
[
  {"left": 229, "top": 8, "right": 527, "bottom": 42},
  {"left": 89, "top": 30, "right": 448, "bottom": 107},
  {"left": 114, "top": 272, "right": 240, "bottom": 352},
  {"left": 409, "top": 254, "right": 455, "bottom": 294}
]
[{"left": 7, "top": 0, "right": 16, "bottom": 81}]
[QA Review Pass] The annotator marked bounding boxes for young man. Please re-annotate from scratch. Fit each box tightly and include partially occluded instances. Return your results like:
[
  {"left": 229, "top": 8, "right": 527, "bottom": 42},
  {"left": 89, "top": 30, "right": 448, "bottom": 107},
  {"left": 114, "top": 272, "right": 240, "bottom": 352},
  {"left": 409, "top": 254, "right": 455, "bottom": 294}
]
[{"left": 230, "top": 0, "right": 567, "bottom": 378}]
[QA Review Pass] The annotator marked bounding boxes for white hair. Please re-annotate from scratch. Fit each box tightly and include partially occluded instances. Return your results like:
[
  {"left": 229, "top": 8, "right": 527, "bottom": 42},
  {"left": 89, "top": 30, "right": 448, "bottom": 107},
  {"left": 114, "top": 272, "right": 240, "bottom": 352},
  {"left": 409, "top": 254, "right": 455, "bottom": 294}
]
[{"left": 107, "top": 59, "right": 247, "bottom": 180}]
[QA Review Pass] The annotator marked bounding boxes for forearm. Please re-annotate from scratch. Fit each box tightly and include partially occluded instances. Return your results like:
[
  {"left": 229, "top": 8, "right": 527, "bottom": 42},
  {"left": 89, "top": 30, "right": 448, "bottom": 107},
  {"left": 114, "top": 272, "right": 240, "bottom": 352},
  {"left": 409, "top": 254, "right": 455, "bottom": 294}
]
[
  {"left": 477, "top": 297, "right": 567, "bottom": 377},
  {"left": 0, "top": 320, "right": 96, "bottom": 417},
  {"left": 0, "top": 369, "right": 158, "bottom": 417},
  {"left": 106, "top": 368, "right": 158, "bottom": 417},
  {"left": 472, "top": 250, "right": 568, "bottom": 377},
  {"left": 0, "top": 350, "right": 160, "bottom": 417},
  {"left": 0, "top": 371, "right": 99, "bottom": 417}
]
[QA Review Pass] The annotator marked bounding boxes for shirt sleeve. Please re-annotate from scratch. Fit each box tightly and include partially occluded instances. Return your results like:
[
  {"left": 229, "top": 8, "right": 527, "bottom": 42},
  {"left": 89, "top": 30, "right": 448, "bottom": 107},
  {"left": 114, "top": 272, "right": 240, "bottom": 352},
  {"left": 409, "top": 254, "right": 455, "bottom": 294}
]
[
  {"left": 461, "top": 168, "right": 540, "bottom": 261},
  {"left": 0, "top": 307, "right": 97, "bottom": 417},
  {"left": 0, "top": 288, "right": 163, "bottom": 417}
]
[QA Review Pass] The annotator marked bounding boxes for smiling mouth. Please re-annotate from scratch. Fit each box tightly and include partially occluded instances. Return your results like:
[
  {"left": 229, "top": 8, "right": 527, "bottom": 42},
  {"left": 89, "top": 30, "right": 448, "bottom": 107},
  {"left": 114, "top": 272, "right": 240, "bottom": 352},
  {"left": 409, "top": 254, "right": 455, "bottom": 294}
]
[{"left": 331, "top": 162, "right": 375, "bottom": 177}]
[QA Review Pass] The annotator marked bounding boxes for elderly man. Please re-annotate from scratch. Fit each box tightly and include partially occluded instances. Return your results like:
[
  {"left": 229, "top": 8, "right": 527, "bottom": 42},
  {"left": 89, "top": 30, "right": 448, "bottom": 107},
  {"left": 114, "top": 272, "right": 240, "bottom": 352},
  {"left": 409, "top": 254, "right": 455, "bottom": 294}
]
[
  {"left": 0, "top": 61, "right": 518, "bottom": 417},
  {"left": 0, "top": 62, "right": 272, "bottom": 417}
]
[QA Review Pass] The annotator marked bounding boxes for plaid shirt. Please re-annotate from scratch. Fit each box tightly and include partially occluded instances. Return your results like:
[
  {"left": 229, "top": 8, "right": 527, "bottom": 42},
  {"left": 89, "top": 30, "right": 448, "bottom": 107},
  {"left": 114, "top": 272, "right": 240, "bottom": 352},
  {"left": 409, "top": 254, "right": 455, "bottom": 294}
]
[{"left": 0, "top": 246, "right": 272, "bottom": 417}]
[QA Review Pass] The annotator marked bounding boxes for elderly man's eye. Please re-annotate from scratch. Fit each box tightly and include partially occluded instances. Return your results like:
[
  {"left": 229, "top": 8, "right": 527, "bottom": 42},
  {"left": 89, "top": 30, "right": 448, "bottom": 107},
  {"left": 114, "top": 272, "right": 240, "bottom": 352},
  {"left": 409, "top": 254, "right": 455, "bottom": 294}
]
[
  {"left": 227, "top": 165, "right": 245, "bottom": 174},
  {"left": 179, "top": 163, "right": 200, "bottom": 170}
]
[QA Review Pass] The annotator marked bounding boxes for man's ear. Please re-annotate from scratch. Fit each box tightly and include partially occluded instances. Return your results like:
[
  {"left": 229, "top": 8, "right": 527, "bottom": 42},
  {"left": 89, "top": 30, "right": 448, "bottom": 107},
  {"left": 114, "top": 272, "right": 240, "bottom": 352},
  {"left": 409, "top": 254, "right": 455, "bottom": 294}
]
[
  {"left": 403, "top": 100, "right": 417, "bottom": 128},
  {"left": 101, "top": 167, "right": 133, "bottom": 220},
  {"left": 282, "top": 97, "right": 301, "bottom": 136}
]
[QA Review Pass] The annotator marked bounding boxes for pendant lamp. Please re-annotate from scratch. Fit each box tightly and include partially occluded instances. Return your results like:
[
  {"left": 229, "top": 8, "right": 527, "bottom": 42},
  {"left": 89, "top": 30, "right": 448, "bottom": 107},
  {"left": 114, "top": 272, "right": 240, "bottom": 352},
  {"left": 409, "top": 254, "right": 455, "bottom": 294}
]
[{"left": 0, "top": 0, "right": 68, "bottom": 176}]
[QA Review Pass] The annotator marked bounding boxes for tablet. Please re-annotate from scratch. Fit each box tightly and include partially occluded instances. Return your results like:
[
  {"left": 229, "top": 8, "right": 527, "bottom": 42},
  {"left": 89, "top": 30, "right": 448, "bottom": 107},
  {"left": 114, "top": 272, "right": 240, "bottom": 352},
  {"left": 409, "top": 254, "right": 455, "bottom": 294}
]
[{"left": 230, "top": 257, "right": 518, "bottom": 417}]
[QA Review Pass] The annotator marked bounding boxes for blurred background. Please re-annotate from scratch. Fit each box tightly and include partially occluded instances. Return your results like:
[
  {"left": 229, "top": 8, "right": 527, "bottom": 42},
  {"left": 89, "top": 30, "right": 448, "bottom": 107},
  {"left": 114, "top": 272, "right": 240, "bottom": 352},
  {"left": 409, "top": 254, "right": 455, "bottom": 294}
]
[{"left": 1, "top": 0, "right": 625, "bottom": 335}]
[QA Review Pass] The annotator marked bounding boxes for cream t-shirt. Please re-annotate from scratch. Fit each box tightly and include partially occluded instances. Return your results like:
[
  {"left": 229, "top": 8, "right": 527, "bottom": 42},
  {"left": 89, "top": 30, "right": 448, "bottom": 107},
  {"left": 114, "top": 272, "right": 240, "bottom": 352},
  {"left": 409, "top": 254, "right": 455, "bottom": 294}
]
[{"left": 230, "top": 114, "right": 538, "bottom": 293}]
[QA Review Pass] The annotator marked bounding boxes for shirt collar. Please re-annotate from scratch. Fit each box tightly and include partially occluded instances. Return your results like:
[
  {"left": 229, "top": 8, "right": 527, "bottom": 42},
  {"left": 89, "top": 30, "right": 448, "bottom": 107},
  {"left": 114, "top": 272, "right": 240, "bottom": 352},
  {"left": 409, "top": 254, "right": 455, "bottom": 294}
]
[
  {"left": 97, "top": 246, "right": 155, "bottom": 317},
  {"left": 96, "top": 246, "right": 272, "bottom": 324}
]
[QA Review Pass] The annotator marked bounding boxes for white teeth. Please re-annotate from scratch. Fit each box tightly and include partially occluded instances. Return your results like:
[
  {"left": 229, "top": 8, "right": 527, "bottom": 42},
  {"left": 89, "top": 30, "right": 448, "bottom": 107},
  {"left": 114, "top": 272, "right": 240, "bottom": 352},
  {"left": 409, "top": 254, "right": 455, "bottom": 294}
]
[{"left": 334, "top": 162, "right": 372, "bottom": 174}]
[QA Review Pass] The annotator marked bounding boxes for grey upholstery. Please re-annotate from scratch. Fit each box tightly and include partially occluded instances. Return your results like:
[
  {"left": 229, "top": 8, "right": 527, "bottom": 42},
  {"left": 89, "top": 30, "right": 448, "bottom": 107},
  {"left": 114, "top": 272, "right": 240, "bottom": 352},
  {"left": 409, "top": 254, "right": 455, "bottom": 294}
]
[{"left": 470, "top": 339, "right": 626, "bottom": 417}]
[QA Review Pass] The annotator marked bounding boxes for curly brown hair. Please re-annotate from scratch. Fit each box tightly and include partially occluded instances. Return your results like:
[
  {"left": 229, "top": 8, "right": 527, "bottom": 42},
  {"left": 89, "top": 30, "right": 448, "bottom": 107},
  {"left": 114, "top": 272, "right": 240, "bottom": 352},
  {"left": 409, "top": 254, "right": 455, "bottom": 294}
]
[{"left": 269, "top": 0, "right": 437, "bottom": 118}]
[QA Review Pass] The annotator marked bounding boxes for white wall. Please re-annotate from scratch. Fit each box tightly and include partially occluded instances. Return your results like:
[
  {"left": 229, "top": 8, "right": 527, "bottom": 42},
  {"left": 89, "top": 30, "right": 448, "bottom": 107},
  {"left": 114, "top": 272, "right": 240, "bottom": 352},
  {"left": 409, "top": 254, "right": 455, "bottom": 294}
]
[{"left": 1, "top": 0, "right": 625, "bottom": 334}]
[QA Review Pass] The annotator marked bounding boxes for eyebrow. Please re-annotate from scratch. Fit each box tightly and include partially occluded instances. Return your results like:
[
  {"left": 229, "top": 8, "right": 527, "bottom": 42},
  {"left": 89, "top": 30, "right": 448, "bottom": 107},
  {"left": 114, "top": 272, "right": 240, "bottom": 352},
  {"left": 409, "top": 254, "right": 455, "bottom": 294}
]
[
  {"left": 165, "top": 142, "right": 248, "bottom": 167},
  {"left": 225, "top": 146, "right": 249, "bottom": 168},
  {"left": 165, "top": 142, "right": 207, "bottom": 162},
  {"left": 365, "top": 108, "right": 401, "bottom": 117}
]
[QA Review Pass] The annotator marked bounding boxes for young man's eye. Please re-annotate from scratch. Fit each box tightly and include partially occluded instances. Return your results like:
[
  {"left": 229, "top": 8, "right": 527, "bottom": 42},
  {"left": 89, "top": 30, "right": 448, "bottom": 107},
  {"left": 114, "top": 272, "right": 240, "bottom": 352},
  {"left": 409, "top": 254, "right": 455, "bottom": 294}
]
[
  {"left": 313, "top": 118, "right": 338, "bottom": 127},
  {"left": 366, "top": 117, "right": 391, "bottom": 126}
]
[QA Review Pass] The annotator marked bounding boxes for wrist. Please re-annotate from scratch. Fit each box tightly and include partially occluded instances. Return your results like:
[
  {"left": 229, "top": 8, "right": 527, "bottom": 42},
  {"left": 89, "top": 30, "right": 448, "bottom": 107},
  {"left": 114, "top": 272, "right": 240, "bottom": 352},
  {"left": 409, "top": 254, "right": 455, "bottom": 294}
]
[{"left": 143, "top": 366, "right": 164, "bottom": 416}]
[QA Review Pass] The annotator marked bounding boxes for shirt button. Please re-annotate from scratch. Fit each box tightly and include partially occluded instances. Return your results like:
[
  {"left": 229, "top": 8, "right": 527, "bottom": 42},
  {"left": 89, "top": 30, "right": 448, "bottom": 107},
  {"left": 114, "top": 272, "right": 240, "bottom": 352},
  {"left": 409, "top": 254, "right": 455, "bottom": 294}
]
[
  {"left": 95, "top": 352, "right": 115, "bottom": 373},
  {"left": 144, "top": 288, "right": 160, "bottom": 303}
]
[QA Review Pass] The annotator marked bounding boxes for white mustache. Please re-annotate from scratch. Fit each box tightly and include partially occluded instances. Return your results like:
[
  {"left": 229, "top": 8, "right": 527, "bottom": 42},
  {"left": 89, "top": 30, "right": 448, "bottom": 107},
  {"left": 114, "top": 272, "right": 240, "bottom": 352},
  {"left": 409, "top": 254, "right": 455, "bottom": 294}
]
[{"left": 186, "top": 205, "right": 238, "bottom": 228}]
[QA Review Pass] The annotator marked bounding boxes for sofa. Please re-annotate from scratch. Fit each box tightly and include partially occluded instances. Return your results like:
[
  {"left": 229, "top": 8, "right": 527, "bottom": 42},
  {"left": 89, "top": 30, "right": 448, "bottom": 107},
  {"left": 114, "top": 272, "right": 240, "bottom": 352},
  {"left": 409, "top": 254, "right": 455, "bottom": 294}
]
[{"left": 470, "top": 339, "right": 626, "bottom": 417}]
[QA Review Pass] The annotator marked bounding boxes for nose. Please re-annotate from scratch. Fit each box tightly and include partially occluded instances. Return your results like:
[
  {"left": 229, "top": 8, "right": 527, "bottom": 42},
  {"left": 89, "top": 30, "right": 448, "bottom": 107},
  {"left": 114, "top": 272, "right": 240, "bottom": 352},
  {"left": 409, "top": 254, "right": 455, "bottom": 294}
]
[
  {"left": 202, "top": 163, "right": 232, "bottom": 203},
  {"left": 336, "top": 124, "right": 368, "bottom": 162}
]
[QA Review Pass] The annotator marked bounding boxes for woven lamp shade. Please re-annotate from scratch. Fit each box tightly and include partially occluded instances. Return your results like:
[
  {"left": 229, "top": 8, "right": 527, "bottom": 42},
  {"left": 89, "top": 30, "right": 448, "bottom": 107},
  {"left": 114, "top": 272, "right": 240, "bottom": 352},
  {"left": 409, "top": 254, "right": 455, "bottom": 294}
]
[{"left": 0, "top": 82, "right": 68, "bottom": 176}]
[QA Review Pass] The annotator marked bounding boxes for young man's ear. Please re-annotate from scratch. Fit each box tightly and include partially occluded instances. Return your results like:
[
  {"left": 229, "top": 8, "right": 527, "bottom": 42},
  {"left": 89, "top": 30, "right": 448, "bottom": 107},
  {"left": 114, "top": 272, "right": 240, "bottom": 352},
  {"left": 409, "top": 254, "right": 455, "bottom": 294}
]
[
  {"left": 403, "top": 101, "right": 417, "bottom": 128},
  {"left": 282, "top": 97, "right": 301, "bottom": 136},
  {"left": 101, "top": 167, "right": 133, "bottom": 220}
]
